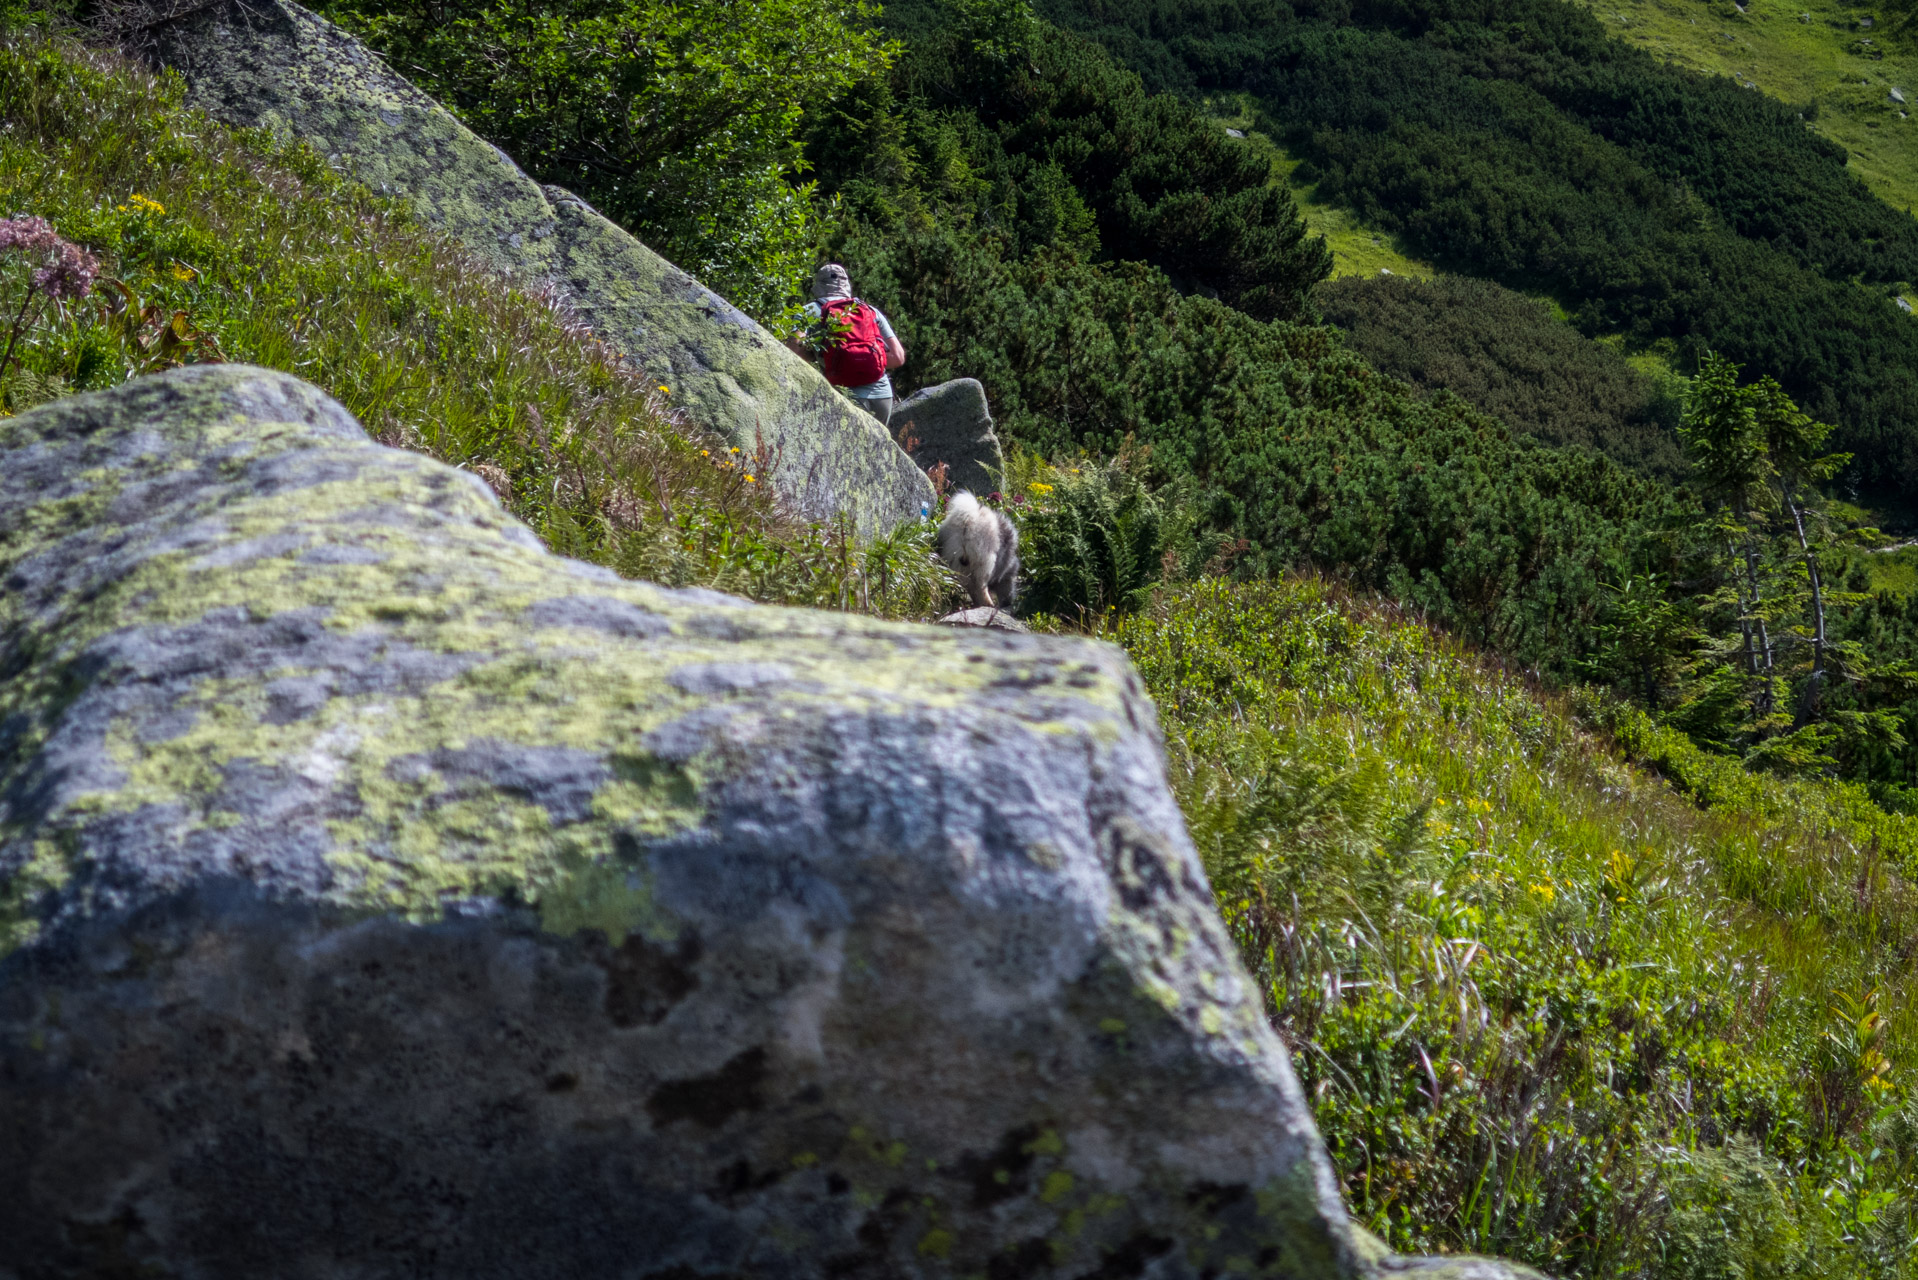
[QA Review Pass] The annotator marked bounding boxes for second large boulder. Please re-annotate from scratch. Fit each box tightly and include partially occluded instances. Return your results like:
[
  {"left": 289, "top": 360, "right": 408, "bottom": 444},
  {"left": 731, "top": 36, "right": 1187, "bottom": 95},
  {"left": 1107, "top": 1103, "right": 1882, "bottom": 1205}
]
[
  {"left": 894, "top": 377, "right": 1008, "bottom": 497},
  {"left": 139, "top": 0, "right": 934, "bottom": 534}
]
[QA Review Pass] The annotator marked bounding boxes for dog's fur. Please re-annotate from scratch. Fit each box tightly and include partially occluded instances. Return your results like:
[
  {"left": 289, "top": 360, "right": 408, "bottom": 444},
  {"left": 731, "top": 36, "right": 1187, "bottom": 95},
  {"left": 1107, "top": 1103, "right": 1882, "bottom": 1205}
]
[{"left": 937, "top": 491, "right": 1020, "bottom": 609}]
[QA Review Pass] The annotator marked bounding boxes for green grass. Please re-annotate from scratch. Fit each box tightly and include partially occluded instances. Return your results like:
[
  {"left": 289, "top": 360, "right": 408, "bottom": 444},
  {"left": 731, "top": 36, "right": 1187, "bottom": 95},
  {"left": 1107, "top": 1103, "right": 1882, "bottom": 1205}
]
[
  {"left": 1580, "top": 0, "right": 1918, "bottom": 224},
  {"left": 1088, "top": 576, "right": 1918, "bottom": 1277},
  {"left": 1208, "top": 96, "right": 1439, "bottom": 282},
  {"left": 1851, "top": 542, "right": 1918, "bottom": 593},
  {"left": 0, "top": 28, "right": 956, "bottom": 616}
]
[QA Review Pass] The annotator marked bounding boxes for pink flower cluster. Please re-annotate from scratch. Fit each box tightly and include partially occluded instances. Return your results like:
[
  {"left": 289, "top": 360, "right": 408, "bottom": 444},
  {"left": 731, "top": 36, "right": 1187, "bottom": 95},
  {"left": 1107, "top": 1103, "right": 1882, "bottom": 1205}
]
[{"left": 0, "top": 215, "right": 100, "bottom": 302}]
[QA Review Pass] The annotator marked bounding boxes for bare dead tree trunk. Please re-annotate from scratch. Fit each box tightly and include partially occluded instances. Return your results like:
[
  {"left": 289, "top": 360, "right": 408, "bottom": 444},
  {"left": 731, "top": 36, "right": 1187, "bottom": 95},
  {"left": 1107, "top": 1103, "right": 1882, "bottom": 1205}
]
[
  {"left": 1787, "top": 484, "right": 1830, "bottom": 729},
  {"left": 1729, "top": 537, "right": 1758, "bottom": 675}
]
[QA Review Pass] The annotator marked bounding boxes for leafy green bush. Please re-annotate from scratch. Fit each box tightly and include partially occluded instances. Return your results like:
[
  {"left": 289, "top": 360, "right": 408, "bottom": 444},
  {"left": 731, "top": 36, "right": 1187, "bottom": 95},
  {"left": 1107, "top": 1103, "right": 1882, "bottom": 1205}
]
[
  {"left": 313, "top": 0, "right": 895, "bottom": 322},
  {"left": 1099, "top": 575, "right": 1918, "bottom": 1277},
  {"left": 0, "top": 28, "right": 956, "bottom": 616},
  {"left": 1007, "top": 456, "right": 1203, "bottom": 619},
  {"left": 860, "top": 7, "right": 1333, "bottom": 322}
]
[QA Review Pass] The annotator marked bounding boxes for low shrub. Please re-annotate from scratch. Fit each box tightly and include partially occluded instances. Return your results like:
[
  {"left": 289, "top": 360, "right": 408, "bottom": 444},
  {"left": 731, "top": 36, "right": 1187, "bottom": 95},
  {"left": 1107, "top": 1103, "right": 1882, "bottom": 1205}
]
[
  {"left": 1005, "top": 453, "right": 1206, "bottom": 621},
  {"left": 1319, "top": 274, "right": 1688, "bottom": 482}
]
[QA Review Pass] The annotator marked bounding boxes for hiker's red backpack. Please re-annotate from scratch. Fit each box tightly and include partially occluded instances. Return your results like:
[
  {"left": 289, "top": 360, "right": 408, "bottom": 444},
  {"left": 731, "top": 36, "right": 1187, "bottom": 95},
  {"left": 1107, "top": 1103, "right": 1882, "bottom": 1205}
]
[{"left": 820, "top": 298, "right": 889, "bottom": 387}]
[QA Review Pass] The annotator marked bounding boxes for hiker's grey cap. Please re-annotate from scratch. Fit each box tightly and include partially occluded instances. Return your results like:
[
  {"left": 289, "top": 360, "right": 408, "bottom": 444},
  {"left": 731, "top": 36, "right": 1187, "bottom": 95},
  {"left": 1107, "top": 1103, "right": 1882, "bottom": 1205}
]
[{"left": 812, "top": 262, "right": 852, "bottom": 301}]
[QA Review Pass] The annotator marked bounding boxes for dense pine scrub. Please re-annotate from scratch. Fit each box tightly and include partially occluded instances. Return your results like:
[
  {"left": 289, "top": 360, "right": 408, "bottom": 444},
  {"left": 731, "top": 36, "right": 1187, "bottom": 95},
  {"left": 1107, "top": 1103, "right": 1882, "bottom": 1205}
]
[
  {"left": 1106, "top": 576, "right": 1918, "bottom": 1277},
  {"left": 1318, "top": 273, "right": 1688, "bottom": 481},
  {"left": 0, "top": 29, "right": 953, "bottom": 615},
  {"left": 1039, "top": 0, "right": 1918, "bottom": 499},
  {"left": 857, "top": 237, "right": 1686, "bottom": 670}
]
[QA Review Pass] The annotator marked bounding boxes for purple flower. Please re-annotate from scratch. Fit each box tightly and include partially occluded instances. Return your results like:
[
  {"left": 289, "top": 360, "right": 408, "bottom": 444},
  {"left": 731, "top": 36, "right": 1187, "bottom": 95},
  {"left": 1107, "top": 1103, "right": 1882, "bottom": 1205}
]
[
  {"left": 0, "top": 215, "right": 57, "bottom": 254},
  {"left": 1, "top": 215, "right": 99, "bottom": 301},
  {"left": 30, "top": 241, "right": 100, "bottom": 302}
]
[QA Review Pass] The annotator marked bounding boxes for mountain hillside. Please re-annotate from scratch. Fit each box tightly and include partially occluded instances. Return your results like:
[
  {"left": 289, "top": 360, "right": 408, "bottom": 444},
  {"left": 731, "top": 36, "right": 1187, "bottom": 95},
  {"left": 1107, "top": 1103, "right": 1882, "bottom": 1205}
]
[
  {"left": 16, "top": 0, "right": 1918, "bottom": 1273},
  {"left": 1584, "top": 0, "right": 1918, "bottom": 234},
  {"left": 1041, "top": 0, "right": 1918, "bottom": 500}
]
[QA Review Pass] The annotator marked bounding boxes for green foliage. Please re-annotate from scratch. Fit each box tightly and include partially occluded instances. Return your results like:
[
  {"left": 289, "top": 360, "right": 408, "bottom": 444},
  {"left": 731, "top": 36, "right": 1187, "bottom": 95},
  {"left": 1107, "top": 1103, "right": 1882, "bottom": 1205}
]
[
  {"left": 1006, "top": 455, "right": 1202, "bottom": 620},
  {"left": 0, "top": 28, "right": 957, "bottom": 616},
  {"left": 839, "top": 218, "right": 1690, "bottom": 667},
  {"left": 1661, "top": 352, "right": 1908, "bottom": 777},
  {"left": 314, "top": 0, "right": 896, "bottom": 322},
  {"left": 1040, "top": 0, "right": 1918, "bottom": 500},
  {"left": 812, "top": 6, "right": 1332, "bottom": 322},
  {"left": 1319, "top": 273, "right": 1688, "bottom": 481},
  {"left": 1682, "top": 352, "right": 1779, "bottom": 517},
  {"left": 1101, "top": 575, "right": 1918, "bottom": 1277}
]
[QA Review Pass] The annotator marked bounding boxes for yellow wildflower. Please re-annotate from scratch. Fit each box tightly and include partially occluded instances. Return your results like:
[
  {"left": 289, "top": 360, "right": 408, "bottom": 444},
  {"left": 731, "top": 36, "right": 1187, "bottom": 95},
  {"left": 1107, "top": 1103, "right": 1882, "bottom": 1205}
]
[
  {"left": 744, "top": 474, "right": 757, "bottom": 483},
  {"left": 170, "top": 263, "right": 196, "bottom": 281},
  {"left": 657, "top": 384, "right": 670, "bottom": 394},
  {"left": 1028, "top": 481, "right": 1054, "bottom": 494},
  {"left": 128, "top": 194, "right": 165, "bottom": 215}
]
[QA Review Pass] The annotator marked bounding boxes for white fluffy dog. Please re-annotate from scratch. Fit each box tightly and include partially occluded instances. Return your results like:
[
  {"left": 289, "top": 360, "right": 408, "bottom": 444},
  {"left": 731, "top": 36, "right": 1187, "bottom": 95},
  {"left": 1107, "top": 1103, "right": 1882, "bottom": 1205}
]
[{"left": 937, "top": 491, "right": 1020, "bottom": 609}]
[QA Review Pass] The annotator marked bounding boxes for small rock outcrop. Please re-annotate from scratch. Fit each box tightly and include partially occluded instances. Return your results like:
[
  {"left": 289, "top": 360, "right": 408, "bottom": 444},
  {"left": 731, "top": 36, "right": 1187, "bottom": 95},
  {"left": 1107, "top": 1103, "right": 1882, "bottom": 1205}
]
[
  {"left": 138, "top": 0, "right": 933, "bottom": 535},
  {"left": 938, "top": 606, "right": 1029, "bottom": 632},
  {"left": 894, "top": 376, "right": 1008, "bottom": 498},
  {"left": 0, "top": 366, "right": 1544, "bottom": 1279}
]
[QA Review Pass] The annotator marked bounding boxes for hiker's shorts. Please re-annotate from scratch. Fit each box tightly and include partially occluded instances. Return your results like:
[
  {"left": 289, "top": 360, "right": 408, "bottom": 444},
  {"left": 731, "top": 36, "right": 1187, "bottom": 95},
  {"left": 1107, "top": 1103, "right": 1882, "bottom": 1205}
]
[{"left": 853, "top": 396, "right": 892, "bottom": 428}]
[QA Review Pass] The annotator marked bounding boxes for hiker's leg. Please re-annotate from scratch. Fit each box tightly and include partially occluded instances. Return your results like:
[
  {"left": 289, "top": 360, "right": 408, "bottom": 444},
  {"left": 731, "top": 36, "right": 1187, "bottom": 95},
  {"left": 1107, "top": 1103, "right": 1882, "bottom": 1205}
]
[{"left": 861, "top": 397, "right": 893, "bottom": 428}]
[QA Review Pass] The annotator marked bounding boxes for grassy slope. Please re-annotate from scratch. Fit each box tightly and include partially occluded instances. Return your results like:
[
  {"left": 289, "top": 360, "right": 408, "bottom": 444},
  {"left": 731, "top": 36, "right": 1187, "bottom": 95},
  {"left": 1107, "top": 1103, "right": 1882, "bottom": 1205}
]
[
  {"left": 1099, "top": 576, "right": 1918, "bottom": 1276},
  {"left": 1209, "top": 95, "right": 1439, "bottom": 281},
  {"left": 0, "top": 30, "right": 954, "bottom": 615},
  {"left": 1581, "top": 0, "right": 1918, "bottom": 286}
]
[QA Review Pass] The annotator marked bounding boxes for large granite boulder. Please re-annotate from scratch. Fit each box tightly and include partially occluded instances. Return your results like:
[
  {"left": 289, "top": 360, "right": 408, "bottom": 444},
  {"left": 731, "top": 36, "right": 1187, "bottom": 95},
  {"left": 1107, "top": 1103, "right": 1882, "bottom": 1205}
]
[
  {"left": 136, "top": 0, "right": 932, "bottom": 536},
  {"left": 895, "top": 377, "right": 1008, "bottom": 498},
  {"left": 0, "top": 366, "right": 1539, "bottom": 1278}
]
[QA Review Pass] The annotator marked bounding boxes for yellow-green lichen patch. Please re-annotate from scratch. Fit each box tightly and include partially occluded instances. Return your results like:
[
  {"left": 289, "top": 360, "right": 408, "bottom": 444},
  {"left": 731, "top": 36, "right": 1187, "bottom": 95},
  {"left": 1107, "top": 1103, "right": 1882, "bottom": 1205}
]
[
  {"left": 2, "top": 373, "right": 1142, "bottom": 946},
  {"left": 0, "top": 840, "right": 72, "bottom": 953}
]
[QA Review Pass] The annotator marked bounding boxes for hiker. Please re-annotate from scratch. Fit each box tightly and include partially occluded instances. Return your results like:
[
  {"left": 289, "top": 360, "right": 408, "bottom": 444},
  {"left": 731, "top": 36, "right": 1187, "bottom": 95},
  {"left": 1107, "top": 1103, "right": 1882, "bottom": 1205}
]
[{"left": 785, "top": 263, "right": 906, "bottom": 427}]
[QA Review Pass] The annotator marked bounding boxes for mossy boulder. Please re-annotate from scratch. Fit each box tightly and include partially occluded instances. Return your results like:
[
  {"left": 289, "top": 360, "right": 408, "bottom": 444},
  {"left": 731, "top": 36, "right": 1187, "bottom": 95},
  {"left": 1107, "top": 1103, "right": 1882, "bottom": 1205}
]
[
  {"left": 894, "top": 377, "right": 1008, "bottom": 498},
  {"left": 139, "top": 0, "right": 933, "bottom": 535},
  {"left": 0, "top": 366, "right": 1550, "bottom": 1277}
]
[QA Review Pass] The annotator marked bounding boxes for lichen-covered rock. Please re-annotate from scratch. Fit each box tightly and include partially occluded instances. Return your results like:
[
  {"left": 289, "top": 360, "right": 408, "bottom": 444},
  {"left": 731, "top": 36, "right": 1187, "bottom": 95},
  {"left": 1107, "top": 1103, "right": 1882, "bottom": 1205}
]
[
  {"left": 0, "top": 366, "right": 1551, "bottom": 1279},
  {"left": 939, "top": 606, "right": 1029, "bottom": 632},
  {"left": 140, "top": 0, "right": 933, "bottom": 535},
  {"left": 895, "top": 377, "right": 1008, "bottom": 498}
]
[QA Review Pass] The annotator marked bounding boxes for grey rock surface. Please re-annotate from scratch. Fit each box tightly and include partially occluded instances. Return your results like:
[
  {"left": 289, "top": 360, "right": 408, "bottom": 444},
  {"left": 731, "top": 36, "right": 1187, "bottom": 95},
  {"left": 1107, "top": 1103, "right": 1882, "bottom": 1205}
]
[
  {"left": 140, "top": 0, "right": 933, "bottom": 535},
  {"left": 0, "top": 364, "right": 1538, "bottom": 1278},
  {"left": 939, "top": 606, "right": 1030, "bottom": 632},
  {"left": 894, "top": 377, "right": 1008, "bottom": 498}
]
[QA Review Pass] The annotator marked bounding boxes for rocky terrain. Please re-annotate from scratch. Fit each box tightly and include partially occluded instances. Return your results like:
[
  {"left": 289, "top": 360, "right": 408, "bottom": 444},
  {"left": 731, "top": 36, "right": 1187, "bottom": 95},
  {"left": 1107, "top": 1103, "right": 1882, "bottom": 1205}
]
[
  {"left": 143, "top": 0, "right": 935, "bottom": 534},
  {"left": 0, "top": 365, "right": 1536, "bottom": 1276}
]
